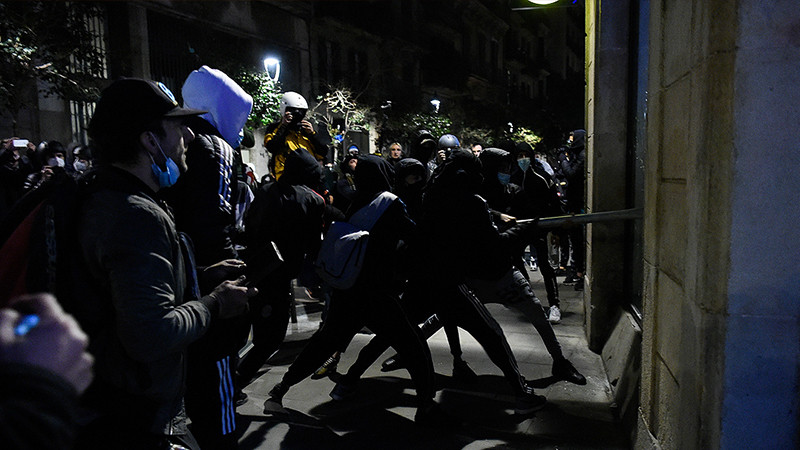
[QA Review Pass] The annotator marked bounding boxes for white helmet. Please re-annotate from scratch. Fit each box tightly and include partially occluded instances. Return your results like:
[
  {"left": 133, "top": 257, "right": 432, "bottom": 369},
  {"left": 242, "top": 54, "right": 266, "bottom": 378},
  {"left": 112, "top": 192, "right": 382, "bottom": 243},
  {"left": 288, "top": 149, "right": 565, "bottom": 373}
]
[{"left": 280, "top": 91, "right": 308, "bottom": 115}]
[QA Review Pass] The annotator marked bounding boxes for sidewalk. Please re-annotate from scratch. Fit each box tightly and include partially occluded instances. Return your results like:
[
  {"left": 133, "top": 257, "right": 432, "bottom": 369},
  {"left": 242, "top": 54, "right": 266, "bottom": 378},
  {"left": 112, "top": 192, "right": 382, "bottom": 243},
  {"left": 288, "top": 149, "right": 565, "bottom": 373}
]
[{"left": 236, "top": 268, "right": 629, "bottom": 449}]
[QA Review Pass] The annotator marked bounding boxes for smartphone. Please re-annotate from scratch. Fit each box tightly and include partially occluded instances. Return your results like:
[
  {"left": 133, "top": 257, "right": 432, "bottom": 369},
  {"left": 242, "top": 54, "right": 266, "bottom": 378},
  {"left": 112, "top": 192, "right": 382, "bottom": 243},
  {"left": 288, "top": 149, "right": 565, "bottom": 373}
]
[
  {"left": 12, "top": 139, "right": 29, "bottom": 148},
  {"left": 243, "top": 241, "right": 284, "bottom": 287}
]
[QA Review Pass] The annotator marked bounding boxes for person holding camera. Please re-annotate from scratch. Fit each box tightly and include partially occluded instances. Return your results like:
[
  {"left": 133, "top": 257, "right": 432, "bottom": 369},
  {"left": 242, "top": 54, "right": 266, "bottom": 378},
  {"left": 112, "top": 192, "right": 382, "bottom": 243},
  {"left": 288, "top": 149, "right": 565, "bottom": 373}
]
[{"left": 264, "top": 92, "right": 329, "bottom": 180}]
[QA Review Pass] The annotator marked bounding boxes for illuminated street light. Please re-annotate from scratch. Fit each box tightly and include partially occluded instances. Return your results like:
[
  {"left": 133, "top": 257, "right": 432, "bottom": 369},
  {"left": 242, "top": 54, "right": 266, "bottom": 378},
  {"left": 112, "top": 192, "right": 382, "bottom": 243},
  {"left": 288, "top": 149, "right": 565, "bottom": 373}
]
[
  {"left": 263, "top": 57, "right": 281, "bottom": 82},
  {"left": 513, "top": 0, "right": 579, "bottom": 11},
  {"left": 430, "top": 94, "right": 441, "bottom": 113}
]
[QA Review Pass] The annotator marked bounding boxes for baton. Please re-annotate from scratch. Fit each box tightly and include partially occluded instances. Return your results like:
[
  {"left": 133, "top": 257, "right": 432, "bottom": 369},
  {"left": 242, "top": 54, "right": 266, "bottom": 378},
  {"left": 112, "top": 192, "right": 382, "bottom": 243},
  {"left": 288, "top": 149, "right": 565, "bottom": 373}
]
[{"left": 516, "top": 208, "right": 643, "bottom": 229}]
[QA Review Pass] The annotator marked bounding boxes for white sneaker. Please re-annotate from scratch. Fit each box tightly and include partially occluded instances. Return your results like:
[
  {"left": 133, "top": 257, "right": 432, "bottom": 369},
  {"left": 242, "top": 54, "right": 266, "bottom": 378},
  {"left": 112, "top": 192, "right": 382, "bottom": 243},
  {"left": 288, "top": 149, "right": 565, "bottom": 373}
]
[{"left": 547, "top": 305, "right": 561, "bottom": 324}]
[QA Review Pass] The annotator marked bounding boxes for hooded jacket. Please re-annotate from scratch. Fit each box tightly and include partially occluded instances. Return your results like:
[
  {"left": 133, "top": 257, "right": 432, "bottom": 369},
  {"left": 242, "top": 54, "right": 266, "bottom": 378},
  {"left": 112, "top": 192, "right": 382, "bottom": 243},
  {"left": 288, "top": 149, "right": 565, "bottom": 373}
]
[
  {"left": 478, "top": 148, "right": 527, "bottom": 221},
  {"left": 181, "top": 65, "right": 253, "bottom": 149},
  {"left": 346, "top": 155, "right": 415, "bottom": 287},
  {"left": 393, "top": 158, "right": 428, "bottom": 222},
  {"left": 161, "top": 67, "right": 254, "bottom": 266},
  {"left": 419, "top": 150, "right": 534, "bottom": 283},
  {"left": 244, "top": 149, "right": 325, "bottom": 281}
]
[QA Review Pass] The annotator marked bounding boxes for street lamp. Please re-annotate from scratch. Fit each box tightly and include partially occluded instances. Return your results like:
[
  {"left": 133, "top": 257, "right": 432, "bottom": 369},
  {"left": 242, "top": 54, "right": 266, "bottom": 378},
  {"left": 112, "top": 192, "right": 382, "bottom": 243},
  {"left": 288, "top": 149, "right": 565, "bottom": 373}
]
[
  {"left": 430, "top": 94, "right": 441, "bottom": 113},
  {"left": 263, "top": 57, "right": 281, "bottom": 82},
  {"left": 513, "top": 0, "right": 579, "bottom": 11}
]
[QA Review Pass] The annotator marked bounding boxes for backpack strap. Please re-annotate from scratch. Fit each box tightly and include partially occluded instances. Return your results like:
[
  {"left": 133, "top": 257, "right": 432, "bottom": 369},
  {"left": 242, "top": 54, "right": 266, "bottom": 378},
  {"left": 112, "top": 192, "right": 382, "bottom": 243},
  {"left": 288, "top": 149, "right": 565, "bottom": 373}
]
[{"left": 348, "top": 192, "right": 397, "bottom": 231}]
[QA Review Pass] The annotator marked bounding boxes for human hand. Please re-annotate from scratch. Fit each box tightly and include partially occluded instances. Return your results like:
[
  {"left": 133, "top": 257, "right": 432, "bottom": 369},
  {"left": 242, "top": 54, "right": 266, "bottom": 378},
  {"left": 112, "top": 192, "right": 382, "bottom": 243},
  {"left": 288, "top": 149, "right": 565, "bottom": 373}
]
[
  {"left": 0, "top": 294, "right": 94, "bottom": 394},
  {"left": 499, "top": 213, "right": 517, "bottom": 225},
  {"left": 436, "top": 149, "right": 447, "bottom": 163},
  {"left": 209, "top": 277, "right": 258, "bottom": 319},
  {"left": 203, "top": 259, "right": 247, "bottom": 286},
  {"left": 298, "top": 120, "right": 314, "bottom": 135}
]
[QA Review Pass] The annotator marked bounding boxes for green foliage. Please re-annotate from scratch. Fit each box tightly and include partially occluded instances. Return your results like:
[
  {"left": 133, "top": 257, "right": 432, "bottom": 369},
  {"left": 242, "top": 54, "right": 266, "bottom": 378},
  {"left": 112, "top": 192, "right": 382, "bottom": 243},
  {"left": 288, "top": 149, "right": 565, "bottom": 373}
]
[
  {"left": 507, "top": 126, "right": 543, "bottom": 147},
  {"left": 232, "top": 68, "right": 282, "bottom": 129},
  {"left": 0, "top": 2, "right": 107, "bottom": 127},
  {"left": 311, "top": 87, "right": 371, "bottom": 146},
  {"left": 379, "top": 112, "right": 453, "bottom": 147}
]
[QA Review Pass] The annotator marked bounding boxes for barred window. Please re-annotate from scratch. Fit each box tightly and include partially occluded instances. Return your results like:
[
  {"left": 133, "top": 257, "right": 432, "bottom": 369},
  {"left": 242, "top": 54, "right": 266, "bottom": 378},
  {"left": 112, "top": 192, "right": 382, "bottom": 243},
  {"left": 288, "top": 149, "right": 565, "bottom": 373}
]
[{"left": 68, "top": 8, "right": 108, "bottom": 145}]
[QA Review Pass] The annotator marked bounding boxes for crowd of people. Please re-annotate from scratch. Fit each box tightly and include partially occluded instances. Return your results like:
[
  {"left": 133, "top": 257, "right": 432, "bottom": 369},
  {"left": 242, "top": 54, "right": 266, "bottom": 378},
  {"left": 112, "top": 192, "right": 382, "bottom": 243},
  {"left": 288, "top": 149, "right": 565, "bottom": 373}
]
[{"left": 0, "top": 67, "right": 588, "bottom": 448}]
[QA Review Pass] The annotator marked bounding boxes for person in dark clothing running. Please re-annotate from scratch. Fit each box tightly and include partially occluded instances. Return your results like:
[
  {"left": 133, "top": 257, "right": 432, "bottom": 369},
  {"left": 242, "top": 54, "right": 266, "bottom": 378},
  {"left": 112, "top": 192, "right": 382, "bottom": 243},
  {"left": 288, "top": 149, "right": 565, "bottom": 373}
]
[
  {"left": 264, "top": 155, "right": 452, "bottom": 425},
  {"left": 333, "top": 150, "right": 549, "bottom": 415},
  {"left": 237, "top": 148, "right": 327, "bottom": 390}
]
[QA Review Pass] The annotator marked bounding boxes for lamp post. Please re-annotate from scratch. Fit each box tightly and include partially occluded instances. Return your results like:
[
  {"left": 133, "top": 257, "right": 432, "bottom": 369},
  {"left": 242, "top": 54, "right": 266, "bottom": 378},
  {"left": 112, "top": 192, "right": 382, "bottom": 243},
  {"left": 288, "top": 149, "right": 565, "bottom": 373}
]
[{"left": 263, "top": 57, "right": 281, "bottom": 82}]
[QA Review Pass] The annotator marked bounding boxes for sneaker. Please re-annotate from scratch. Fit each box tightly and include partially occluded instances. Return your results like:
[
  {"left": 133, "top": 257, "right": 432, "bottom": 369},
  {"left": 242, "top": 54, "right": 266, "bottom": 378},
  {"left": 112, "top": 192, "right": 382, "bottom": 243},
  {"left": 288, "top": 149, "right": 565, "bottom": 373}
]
[
  {"left": 265, "top": 382, "right": 288, "bottom": 407},
  {"left": 311, "top": 353, "right": 340, "bottom": 379},
  {"left": 552, "top": 358, "right": 587, "bottom": 385},
  {"left": 574, "top": 278, "right": 584, "bottom": 291},
  {"left": 235, "top": 390, "right": 248, "bottom": 407},
  {"left": 380, "top": 355, "right": 405, "bottom": 372},
  {"left": 415, "top": 403, "right": 462, "bottom": 428},
  {"left": 452, "top": 359, "right": 478, "bottom": 382},
  {"left": 514, "top": 391, "right": 547, "bottom": 414},
  {"left": 329, "top": 379, "right": 358, "bottom": 401},
  {"left": 530, "top": 261, "right": 538, "bottom": 271},
  {"left": 547, "top": 305, "right": 561, "bottom": 324},
  {"left": 563, "top": 275, "right": 579, "bottom": 285}
]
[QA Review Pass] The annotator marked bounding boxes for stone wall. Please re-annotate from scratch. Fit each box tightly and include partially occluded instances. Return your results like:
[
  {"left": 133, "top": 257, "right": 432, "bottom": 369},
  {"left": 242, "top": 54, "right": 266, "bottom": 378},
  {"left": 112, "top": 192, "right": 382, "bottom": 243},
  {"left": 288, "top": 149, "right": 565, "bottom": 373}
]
[{"left": 639, "top": 0, "right": 799, "bottom": 448}]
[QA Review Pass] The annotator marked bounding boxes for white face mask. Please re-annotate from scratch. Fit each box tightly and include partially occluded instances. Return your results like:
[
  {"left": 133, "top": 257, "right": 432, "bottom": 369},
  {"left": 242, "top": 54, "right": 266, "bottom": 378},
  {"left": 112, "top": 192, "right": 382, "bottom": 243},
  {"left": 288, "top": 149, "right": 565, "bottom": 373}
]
[
  {"left": 73, "top": 160, "right": 88, "bottom": 172},
  {"left": 47, "top": 156, "right": 65, "bottom": 168}
]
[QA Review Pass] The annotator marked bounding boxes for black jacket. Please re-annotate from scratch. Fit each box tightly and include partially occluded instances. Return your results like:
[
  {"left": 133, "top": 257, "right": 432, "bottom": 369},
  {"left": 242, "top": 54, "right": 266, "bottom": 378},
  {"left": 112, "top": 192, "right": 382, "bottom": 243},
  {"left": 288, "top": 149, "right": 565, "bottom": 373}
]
[
  {"left": 244, "top": 149, "right": 326, "bottom": 281},
  {"left": 347, "top": 155, "right": 415, "bottom": 287},
  {"left": 162, "top": 117, "right": 239, "bottom": 266},
  {"left": 419, "top": 150, "right": 534, "bottom": 283}
]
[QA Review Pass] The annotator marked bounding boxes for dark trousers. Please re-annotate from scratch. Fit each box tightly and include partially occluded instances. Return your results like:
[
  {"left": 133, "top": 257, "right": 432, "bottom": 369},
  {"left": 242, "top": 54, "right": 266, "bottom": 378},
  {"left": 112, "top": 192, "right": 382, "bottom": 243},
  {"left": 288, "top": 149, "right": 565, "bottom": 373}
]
[
  {"left": 185, "top": 354, "right": 239, "bottom": 449},
  {"left": 531, "top": 233, "right": 560, "bottom": 307},
  {"left": 237, "top": 277, "right": 293, "bottom": 385},
  {"left": 345, "top": 279, "right": 528, "bottom": 396},
  {"left": 282, "top": 283, "right": 435, "bottom": 404}
]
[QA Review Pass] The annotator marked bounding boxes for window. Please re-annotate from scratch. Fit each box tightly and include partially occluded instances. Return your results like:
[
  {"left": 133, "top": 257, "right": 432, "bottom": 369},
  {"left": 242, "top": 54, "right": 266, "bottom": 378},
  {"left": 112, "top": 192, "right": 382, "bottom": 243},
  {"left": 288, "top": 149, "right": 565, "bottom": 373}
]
[{"left": 69, "top": 9, "right": 108, "bottom": 145}]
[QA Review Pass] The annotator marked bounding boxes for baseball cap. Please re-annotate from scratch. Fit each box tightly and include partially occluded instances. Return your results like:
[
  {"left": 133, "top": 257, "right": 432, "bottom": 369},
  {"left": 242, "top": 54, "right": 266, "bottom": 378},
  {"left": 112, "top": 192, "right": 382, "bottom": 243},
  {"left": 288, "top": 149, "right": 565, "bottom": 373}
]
[{"left": 88, "top": 78, "right": 206, "bottom": 140}]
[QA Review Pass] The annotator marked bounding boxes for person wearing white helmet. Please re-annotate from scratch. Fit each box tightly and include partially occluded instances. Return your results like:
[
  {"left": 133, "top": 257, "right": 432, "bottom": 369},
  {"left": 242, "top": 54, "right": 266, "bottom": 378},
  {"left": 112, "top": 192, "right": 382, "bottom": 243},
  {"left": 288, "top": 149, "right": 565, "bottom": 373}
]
[{"left": 264, "top": 92, "right": 329, "bottom": 180}]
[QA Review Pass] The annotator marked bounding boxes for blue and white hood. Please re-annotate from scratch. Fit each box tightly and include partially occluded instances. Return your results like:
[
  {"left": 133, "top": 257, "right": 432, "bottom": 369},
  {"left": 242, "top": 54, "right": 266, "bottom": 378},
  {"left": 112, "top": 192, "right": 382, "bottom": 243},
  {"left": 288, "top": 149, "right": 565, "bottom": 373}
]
[{"left": 181, "top": 65, "right": 253, "bottom": 148}]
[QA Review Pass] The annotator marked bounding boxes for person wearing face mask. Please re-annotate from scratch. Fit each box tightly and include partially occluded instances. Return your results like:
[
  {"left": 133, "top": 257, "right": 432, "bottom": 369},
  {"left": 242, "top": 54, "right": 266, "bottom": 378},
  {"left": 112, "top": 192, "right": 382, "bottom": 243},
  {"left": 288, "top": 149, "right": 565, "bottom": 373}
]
[
  {"left": 22, "top": 141, "right": 69, "bottom": 193},
  {"left": 71, "top": 145, "right": 92, "bottom": 176},
  {"left": 511, "top": 142, "right": 566, "bottom": 323},
  {"left": 72, "top": 78, "right": 256, "bottom": 449}
]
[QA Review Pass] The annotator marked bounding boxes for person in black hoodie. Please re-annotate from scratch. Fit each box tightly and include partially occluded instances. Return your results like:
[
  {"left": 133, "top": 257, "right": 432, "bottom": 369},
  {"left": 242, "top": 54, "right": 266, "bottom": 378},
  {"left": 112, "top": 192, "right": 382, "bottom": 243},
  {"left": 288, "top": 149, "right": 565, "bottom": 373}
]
[
  {"left": 511, "top": 141, "right": 565, "bottom": 322},
  {"left": 236, "top": 148, "right": 327, "bottom": 391},
  {"left": 264, "top": 155, "right": 450, "bottom": 425},
  {"left": 332, "top": 150, "right": 549, "bottom": 416},
  {"left": 371, "top": 149, "right": 584, "bottom": 386}
]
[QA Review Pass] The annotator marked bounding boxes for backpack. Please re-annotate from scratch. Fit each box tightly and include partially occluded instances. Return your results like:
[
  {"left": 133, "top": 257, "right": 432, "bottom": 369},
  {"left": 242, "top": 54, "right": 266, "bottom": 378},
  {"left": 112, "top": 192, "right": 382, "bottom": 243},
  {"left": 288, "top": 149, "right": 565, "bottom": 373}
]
[
  {"left": 0, "top": 172, "right": 83, "bottom": 308},
  {"left": 314, "top": 192, "right": 396, "bottom": 290}
]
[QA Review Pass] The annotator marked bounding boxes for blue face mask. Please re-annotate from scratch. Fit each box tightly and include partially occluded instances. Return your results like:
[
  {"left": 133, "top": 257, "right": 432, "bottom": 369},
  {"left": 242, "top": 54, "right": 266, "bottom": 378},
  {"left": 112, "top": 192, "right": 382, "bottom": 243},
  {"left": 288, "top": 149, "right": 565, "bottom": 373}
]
[
  {"left": 236, "top": 130, "right": 244, "bottom": 148},
  {"left": 517, "top": 157, "right": 531, "bottom": 172},
  {"left": 497, "top": 172, "right": 511, "bottom": 185},
  {"left": 148, "top": 134, "right": 180, "bottom": 188}
]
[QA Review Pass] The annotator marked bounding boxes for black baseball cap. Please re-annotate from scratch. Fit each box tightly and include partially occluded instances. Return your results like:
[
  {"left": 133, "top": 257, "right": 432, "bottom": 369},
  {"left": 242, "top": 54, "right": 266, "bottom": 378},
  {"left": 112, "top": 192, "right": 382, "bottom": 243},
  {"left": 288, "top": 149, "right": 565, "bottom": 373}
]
[{"left": 88, "top": 78, "right": 206, "bottom": 140}]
